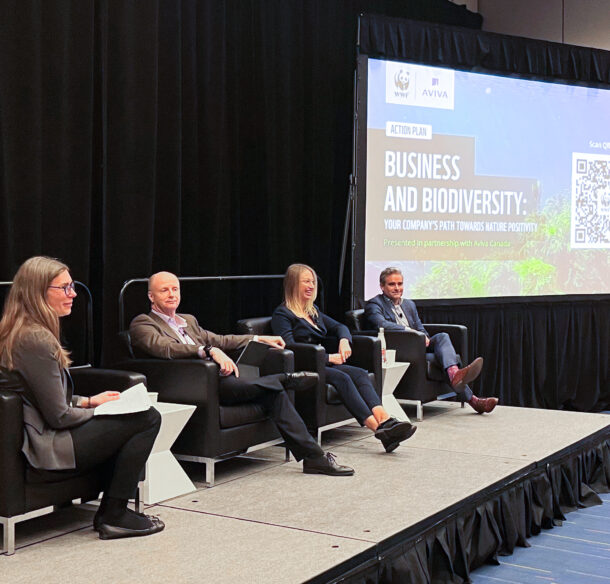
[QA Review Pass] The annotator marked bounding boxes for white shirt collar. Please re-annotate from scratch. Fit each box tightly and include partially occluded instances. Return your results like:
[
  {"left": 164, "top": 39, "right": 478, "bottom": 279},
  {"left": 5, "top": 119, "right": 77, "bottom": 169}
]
[{"left": 152, "top": 309, "right": 188, "bottom": 328}]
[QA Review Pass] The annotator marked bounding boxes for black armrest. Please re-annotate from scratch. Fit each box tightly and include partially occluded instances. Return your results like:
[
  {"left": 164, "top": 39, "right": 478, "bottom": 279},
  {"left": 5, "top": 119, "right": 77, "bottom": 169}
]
[
  {"left": 385, "top": 329, "right": 430, "bottom": 388},
  {"left": 113, "top": 358, "right": 225, "bottom": 453},
  {"left": 0, "top": 389, "right": 26, "bottom": 515},
  {"left": 354, "top": 329, "right": 377, "bottom": 336},
  {"left": 350, "top": 335, "right": 381, "bottom": 369},
  {"left": 424, "top": 324, "right": 468, "bottom": 363},
  {"left": 385, "top": 329, "right": 427, "bottom": 363},
  {"left": 285, "top": 343, "right": 327, "bottom": 429},
  {"left": 286, "top": 343, "right": 327, "bottom": 375},
  {"left": 69, "top": 367, "right": 147, "bottom": 397},
  {"left": 350, "top": 335, "right": 382, "bottom": 394},
  {"left": 260, "top": 348, "right": 294, "bottom": 376},
  {"left": 112, "top": 358, "right": 219, "bottom": 409}
]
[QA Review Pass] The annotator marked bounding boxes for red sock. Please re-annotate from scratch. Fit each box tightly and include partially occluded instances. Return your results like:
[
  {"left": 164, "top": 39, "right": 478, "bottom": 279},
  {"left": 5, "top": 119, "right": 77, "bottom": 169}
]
[{"left": 446, "top": 365, "right": 459, "bottom": 382}]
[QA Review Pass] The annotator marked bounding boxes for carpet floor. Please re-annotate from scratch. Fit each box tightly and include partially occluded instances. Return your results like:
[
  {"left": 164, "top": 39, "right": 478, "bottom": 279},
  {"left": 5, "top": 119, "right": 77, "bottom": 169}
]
[{"left": 471, "top": 482, "right": 610, "bottom": 583}]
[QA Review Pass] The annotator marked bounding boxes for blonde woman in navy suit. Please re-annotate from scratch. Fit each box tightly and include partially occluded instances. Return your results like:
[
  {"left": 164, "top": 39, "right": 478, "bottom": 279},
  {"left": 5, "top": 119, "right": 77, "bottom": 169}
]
[
  {"left": 0, "top": 256, "right": 164, "bottom": 540},
  {"left": 272, "top": 263, "right": 417, "bottom": 453}
]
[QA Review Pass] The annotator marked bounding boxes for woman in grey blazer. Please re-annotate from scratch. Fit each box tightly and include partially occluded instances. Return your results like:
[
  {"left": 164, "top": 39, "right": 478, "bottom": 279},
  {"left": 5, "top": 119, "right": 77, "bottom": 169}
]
[{"left": 0, "top": 256, "right": 163, "bottom": 540}]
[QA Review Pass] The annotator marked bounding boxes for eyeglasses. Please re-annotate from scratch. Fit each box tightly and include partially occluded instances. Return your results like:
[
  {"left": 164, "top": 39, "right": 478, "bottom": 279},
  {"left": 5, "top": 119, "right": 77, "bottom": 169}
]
[{"left": 48, "top": 282, "right": 76, "bottom": 296}]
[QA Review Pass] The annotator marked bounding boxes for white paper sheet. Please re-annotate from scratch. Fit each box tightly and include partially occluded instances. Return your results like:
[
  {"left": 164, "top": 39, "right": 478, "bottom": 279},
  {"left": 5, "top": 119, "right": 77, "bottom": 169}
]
[{"left": 93, "top": 382, "right": 152, "bottom": 416}]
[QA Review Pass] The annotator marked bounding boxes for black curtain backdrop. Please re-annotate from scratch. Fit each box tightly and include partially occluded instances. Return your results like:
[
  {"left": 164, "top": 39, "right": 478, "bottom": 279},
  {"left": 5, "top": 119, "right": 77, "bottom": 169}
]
[
  {"left": 0, "top": 2, "right": 99, "bottom": 280},
  {"left": 415, "top": 296, "right": 610, "bottom": 411},
  {"left": 1, "top": 0, "right": 479, "bottom": 365},
  {"left": 359, "top": 14, "right": 610, "bottom": 84},
  {"left": 2, "top": 2, "right": 606, "bottom": 410},
  {"left": 357, "top": 14, "right": 610, "bottom": 411}
]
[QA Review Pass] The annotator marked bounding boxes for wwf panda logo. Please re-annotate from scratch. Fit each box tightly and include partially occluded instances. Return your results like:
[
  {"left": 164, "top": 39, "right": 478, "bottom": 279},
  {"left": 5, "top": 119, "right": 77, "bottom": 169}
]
[{"left": 394, "top": 69, "right": 410, "bottom": 91}]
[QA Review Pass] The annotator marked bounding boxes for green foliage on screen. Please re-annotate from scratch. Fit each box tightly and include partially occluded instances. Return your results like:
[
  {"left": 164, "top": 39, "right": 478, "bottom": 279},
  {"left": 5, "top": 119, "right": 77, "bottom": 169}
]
[{"left": 410, "top": 196, "right": 609, "bottom": 298}]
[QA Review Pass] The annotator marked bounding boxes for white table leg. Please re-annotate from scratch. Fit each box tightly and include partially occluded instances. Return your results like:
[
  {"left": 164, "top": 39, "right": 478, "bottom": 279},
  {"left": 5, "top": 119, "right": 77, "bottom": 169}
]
[
  {"left": 143, "top": 451, "right": 196, "bottom": 504},
  {"left": 382, "top": 394, "right": 411, "bottom": 423},
  {"left": 382, "top": 362, "right": 411, "bottom": 423},
  {"left": 141, "top": 402, "right": 197, "bottom": 504}
]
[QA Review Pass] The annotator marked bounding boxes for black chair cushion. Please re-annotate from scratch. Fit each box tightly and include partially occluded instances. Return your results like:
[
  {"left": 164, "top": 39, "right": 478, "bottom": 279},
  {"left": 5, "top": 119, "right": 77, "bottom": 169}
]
[
  {"left": 326, "top": 384, "right": 342, "bottom": 405},
  {"left": 236, "top": 317, "right": 272, "bottom": 336},
  {"left": 25, "top": 466, "right": 100, "bottom": 485},
  {"left": 219, "top": 403, "right": 268, "bottom": 429},
  {"left": 426, "top": 355, "right": 446, "bottom": 382}
]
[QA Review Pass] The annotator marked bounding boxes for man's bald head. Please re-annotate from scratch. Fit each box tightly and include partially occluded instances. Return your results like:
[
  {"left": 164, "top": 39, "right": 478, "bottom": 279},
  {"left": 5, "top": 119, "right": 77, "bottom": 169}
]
[
  {"left": 148, "top": 271, "right": 179, "bottom": 291},
  {"left": 148, "top": 271, "right": 181, "bottom": 317}
]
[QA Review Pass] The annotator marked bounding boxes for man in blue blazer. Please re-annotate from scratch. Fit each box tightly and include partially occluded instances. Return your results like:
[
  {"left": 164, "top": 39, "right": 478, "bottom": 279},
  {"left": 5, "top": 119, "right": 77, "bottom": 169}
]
[{"left": 365, "top": 267, "right": 497, "bottom": 414}]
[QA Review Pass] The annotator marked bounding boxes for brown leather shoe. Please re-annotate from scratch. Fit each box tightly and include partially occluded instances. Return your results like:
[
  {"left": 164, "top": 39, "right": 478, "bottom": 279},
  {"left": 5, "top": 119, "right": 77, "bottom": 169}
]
[
  {"left": 451, "top": 357, "right": 484, "bottom": 390},
  {"left": 468, "top": 395, "right": 498, "bottom": 414}
]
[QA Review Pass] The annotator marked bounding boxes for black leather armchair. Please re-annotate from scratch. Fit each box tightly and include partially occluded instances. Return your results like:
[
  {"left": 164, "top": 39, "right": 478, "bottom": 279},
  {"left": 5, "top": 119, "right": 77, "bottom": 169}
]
[
  {"left": 112, "top": 332, "right": 294, "bottom": 487},
  {"left": 346, "top": 309, "right": 467, "bottom": 420},
  {"left": 236, "top": 316, "right": 383, "bottom": 443},
  {"left": 0, "top": 367, "right": 145, "bottom": 555}
]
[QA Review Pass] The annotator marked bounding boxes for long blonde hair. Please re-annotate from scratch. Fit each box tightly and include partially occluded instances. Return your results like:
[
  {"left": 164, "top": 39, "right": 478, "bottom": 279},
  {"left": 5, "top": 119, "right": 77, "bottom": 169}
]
[
  {"left": 0, "top": 256, "right": 72, "bottom": 369},
  {"left": 283, "top": 263, "right": 318, "bottom": 318}
]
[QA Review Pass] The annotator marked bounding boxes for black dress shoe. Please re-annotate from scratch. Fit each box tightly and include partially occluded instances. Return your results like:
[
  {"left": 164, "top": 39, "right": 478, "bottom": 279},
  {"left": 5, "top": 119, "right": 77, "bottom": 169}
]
[
  {"left": 303, "top": 452, "right": 354, "bottom": 476},
  {"left": 98, "top": 515, "right": 165, "bottom": 540},
  {"left": 283, "top": 371, "right": 318, "bottom": 391},
  {"left": 94, "top": 510, "right": 163, "bottom": 532},
  {"left": 374, "top": 419, "right": 417, "bottom": 453}
]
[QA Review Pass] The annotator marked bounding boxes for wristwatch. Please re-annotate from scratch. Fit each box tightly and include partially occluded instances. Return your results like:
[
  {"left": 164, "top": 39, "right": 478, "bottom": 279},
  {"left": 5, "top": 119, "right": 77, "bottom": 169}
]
[{"left": 203, "top": 345, "right": 213, "bottom": 359}]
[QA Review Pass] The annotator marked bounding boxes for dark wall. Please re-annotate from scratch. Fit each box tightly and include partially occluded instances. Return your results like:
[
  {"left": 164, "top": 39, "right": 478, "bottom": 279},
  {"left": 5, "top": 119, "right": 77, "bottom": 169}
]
[{"left": 0, "top": 0, "right": 479, "bottom": 364}]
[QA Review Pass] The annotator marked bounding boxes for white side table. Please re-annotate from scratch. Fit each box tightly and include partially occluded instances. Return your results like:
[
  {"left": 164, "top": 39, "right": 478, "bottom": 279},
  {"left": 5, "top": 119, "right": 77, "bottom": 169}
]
[
  {"left": 381, "top": 361, "right": 411, "bottom": 423},
  {"left": 142, "top": 402, "right": 197, "bottom": 504}
]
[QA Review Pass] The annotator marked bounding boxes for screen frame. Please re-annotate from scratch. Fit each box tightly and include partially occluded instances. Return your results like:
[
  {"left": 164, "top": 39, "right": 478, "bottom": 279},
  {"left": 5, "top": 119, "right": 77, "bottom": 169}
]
[{"left": 352, "top": 52, "right": 610, "bottom": 307}]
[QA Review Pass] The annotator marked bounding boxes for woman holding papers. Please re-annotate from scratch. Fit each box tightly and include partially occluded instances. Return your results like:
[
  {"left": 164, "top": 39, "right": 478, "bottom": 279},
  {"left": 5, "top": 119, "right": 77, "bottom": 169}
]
[
  {"left": 0, "top": 256, "right": 164, "bottom": 540},
  {"left": 272, "top": 264, "right": 416, "bottom": 453}
]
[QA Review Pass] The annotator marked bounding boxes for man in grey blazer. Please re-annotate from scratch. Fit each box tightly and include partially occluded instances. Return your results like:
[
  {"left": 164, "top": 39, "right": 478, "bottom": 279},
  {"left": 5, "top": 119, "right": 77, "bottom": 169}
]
[
  {"left": 129, "top": 271, "right": 354, "bottom": 476},
  {"left": 365, "top": 267, "right": 498, "bottom": 414}
]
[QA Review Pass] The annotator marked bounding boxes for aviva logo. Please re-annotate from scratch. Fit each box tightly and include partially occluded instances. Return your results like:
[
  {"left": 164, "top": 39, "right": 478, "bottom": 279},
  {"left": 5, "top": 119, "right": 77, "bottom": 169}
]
[
  {"left": 422, "top": 88, "right": 449, "bottom": 98},
  {"left": 385, "top": 61, "right": 454, "bottom": 110}
]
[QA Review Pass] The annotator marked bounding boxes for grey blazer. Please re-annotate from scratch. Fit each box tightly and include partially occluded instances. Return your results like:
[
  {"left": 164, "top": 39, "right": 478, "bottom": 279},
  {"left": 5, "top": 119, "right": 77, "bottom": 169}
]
[
  {"left": 4, "top": 327, "right": 94, "bottom": 470},
  {"left": 129, "top": 312, "right": 253, "bottom": 359}
]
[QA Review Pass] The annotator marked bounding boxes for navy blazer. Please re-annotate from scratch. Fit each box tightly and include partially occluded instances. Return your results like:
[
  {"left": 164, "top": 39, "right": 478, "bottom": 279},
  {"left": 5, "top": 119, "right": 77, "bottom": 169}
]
[
  {"left": 271, "top": 304, "right": 352, "bottom": 353},
  {"left": 364, "top": 294, "right": 428, "bottom": 336}
]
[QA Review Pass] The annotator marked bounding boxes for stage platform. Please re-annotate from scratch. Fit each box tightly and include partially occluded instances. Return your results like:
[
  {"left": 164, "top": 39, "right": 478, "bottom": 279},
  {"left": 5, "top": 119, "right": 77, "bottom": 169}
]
[{"left": 3, "top": 402, "right": 610, "bottom": 583}]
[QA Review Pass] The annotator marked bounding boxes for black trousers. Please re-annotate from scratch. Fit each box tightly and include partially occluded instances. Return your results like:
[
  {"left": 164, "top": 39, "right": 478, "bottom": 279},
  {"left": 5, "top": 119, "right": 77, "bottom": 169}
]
[
  {"left": 68, "top": 407, "right": 162, "bottom": 500},
  {"left": 218, "top": 374, "right": 324, "bottom": 461}
]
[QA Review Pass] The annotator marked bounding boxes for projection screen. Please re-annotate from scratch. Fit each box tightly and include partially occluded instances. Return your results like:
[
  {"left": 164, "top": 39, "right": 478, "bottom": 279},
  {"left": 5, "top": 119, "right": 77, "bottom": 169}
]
[{"left": 354, "top": 56, "right": 610, "bottom": 301}]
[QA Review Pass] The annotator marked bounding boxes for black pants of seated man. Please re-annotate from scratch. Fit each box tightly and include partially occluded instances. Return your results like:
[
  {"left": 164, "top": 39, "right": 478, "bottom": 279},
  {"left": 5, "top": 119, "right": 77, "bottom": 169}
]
[{"left": 218, "top": 374, "right": 324, "bottom": 461}]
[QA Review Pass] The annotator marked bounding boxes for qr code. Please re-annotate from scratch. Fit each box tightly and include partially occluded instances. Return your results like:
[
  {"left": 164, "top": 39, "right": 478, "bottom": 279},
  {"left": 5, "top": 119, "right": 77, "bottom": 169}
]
[{"left": 571, "top": 153, "right": 610, "bottom": 248}]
